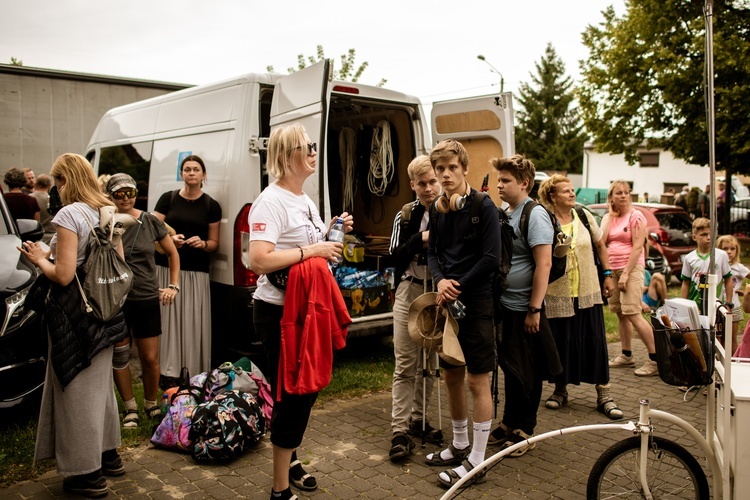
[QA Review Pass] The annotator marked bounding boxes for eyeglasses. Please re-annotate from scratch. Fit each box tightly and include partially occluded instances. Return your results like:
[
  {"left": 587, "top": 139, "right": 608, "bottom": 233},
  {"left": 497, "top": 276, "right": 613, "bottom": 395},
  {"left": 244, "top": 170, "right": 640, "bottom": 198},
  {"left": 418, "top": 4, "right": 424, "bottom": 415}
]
[
  {"left": 111, "top": 189, "right": 138, "bottom": 200},
  {"left": 294, "top": 143, "right": 317, "bottom": 156}
]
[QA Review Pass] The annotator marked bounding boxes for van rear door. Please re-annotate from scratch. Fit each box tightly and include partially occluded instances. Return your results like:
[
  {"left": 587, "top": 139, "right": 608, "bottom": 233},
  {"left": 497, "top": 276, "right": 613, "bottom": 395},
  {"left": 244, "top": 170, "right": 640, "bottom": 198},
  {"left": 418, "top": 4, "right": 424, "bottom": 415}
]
[
  {"left": 270, "top": 59, "right": 332, "bottom": 213},
  {"left": 431, "top": 93, "right": 514, "bottom": 207}
]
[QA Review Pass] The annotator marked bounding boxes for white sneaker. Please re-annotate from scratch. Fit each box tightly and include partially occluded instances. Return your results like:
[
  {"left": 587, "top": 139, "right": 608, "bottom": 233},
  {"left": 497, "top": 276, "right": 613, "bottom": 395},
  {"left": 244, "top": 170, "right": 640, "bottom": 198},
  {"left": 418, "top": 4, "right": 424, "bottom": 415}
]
[
  {"left": 609, "top": 353, "right": 635, "bottom": 367},
  {"left": 634, "top": 360, "right": 659, "bottom": 377}
]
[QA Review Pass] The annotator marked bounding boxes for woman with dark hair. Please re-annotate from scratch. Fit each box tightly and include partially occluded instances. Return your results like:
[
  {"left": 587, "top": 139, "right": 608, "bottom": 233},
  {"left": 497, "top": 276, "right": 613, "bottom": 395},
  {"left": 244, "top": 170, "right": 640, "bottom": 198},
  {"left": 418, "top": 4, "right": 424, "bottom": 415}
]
[
  {"left": 538, "top": 175, "right": 622, "bottom": 419},
  {"left": 3, "top": 167, "right": 40, "bottom": 222},
  {"left": 153, "top": 155, "right": 221, "bottom": 385},
  {"left": 18, "top": 153, "right": 128, "bottom": 498},
  {"left": 248, "top": 123, "right": 352, "bottom": 500}
]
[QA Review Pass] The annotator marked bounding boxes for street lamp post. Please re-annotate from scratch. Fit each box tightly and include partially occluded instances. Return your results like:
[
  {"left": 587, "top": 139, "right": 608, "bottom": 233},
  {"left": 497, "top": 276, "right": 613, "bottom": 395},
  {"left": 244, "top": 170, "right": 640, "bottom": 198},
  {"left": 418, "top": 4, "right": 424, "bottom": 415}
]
[{"left": 477, "top": 54, "right": 504, "bottom": 93}]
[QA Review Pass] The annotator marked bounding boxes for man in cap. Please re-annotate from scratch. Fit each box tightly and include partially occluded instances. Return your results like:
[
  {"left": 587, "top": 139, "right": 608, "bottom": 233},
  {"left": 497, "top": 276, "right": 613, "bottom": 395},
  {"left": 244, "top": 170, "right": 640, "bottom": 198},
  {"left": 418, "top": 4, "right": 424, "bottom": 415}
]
[{"left": 425, "top": 140, "right": 501, "bottom": 488}]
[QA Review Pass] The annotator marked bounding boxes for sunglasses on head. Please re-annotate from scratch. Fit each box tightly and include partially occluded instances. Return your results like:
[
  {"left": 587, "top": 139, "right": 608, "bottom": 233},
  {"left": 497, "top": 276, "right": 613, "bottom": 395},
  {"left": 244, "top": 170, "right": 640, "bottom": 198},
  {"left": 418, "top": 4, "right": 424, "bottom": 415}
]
[
  {"left": 293, "top": 143, "right": 317, "bottom": 156},
  {"left": 112, "top": 189, "right": 138, "bottom": 200}
]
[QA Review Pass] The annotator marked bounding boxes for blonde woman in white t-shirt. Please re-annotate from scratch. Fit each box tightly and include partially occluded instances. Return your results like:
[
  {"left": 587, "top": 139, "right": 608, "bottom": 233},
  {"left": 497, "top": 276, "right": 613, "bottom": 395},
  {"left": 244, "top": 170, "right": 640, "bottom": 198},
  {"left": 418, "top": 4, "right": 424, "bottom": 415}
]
[{"left": 247, "top": 123, "right": 353, "bottom": 500}]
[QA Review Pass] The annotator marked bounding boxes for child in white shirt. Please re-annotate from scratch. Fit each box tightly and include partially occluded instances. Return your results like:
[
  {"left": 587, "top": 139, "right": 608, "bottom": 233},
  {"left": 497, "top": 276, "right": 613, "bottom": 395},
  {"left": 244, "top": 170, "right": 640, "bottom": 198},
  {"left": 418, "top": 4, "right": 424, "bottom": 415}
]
[{"left": 717, "top": 235, "right": 749, "bottom": 350}]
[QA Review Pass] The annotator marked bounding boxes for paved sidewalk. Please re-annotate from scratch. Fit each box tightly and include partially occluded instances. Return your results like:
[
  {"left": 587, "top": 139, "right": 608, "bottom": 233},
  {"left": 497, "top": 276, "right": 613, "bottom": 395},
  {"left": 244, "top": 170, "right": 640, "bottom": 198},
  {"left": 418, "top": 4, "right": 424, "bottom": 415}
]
[{"left": 0, "top": 341, "right": 711, "bottom": 499}]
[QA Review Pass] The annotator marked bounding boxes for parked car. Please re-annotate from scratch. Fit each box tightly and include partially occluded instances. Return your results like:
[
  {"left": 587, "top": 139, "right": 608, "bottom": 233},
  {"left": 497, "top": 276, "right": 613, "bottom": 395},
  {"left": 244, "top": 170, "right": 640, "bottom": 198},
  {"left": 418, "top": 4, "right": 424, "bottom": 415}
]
[
  {"left": 587, "top": 203, "right": 695, "bottom": 277},
  {"left": 0, "top": 194, "right": 46, "bottom": 408},
  {"left": 730, "top": 197, "right": 750, "bottom": 237}
]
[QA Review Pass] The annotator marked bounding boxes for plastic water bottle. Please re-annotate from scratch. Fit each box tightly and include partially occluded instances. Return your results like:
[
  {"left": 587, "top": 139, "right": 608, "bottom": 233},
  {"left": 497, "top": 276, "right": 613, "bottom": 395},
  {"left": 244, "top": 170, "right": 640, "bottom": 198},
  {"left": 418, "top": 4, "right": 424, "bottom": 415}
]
[
  {"left": 160, "top": 393, "right": 170, "bottom": 414},
  {"left": 329, "top": 217, "right": 345, "bottom": 263}
]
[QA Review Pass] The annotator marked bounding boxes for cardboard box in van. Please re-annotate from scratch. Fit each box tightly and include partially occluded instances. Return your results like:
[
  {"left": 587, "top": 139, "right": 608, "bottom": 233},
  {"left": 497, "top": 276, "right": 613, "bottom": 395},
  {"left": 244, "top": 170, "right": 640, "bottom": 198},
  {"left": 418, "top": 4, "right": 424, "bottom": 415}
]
[{"left": 85, "top": 60, "right": 514, "bottom": 366}]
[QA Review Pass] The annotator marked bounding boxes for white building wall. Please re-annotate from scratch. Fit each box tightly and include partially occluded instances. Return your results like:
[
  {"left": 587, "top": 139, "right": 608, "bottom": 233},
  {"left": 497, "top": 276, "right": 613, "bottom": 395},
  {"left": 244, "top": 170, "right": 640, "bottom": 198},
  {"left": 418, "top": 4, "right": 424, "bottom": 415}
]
[{"left": 582, "top": 146, "right": 711, "bottom": 198}]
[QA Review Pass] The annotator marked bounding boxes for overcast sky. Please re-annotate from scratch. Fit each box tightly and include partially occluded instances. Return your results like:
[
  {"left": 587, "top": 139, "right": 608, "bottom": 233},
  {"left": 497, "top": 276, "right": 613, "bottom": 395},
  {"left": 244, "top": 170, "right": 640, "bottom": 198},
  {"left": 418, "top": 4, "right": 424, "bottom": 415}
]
[{"left": 1, "top": 0, "right": 624, "bottom": 105}]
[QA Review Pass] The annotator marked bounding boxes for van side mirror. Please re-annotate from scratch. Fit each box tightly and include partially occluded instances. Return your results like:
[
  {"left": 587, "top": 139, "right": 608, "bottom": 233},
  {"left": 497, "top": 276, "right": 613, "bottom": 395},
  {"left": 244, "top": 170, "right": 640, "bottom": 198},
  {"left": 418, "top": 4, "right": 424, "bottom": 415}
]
[{"left": 17, "top": 219, "right": 44, "bottom": 242}]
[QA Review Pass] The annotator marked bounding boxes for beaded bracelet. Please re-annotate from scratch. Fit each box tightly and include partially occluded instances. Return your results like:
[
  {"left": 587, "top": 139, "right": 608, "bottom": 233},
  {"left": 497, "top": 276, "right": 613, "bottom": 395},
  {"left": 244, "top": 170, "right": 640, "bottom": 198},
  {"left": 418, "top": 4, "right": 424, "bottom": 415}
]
[
  {"left": 299, "top": 247, "right": 304, "bottom": 262},
  {"left": 602, "top": 269, "right": 613, "bottom": 276}
]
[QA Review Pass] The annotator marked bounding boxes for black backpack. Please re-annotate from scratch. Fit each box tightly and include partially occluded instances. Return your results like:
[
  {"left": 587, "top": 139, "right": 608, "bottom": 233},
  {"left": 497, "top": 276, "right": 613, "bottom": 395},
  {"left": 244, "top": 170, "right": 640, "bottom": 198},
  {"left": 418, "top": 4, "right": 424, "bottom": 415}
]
[
  {"left": 518, "top": 200, "right": 567, "bottom": 284},
  {"left": 480, "top": 196, "right": 566, "bottom": 299},
  {"left": 189, "top": 390, "right": 266, "bottom": 462}
]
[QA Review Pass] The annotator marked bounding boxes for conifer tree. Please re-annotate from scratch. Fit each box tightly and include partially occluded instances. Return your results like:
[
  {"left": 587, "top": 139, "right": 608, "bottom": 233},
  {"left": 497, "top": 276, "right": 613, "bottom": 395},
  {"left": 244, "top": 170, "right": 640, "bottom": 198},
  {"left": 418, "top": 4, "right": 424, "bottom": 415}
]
[{"left": 515, "top": 43, "right": 586, "bottom": 174}]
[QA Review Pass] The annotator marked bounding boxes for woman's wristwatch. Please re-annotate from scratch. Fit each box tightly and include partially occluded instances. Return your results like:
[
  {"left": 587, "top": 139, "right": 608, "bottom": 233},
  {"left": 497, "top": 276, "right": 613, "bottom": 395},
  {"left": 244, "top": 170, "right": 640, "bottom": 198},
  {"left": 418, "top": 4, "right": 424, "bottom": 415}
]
[{"left": 168, "top": 284, "right": 180, "bottom": 293}]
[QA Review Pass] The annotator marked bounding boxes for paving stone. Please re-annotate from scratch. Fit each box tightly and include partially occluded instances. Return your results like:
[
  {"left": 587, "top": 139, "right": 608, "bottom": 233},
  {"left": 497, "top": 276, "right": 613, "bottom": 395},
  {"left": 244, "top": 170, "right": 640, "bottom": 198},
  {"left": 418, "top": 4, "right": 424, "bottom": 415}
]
[{"left": 0, "top": 341, "right": 718, "bottom": 499}]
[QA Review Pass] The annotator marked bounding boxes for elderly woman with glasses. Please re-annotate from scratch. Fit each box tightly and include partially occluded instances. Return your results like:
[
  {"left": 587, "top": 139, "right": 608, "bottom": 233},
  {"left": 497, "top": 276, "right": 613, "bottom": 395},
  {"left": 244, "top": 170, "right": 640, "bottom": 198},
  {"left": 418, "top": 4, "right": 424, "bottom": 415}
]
[
  {"left": 106, "top": 174, "right": 180, "bottom": 428},
  {"left": 153, "top": 155, "right": 222, "bottom": 387},
  {"left": 248, "top": 123, "right": 353, "bottom": 500}
]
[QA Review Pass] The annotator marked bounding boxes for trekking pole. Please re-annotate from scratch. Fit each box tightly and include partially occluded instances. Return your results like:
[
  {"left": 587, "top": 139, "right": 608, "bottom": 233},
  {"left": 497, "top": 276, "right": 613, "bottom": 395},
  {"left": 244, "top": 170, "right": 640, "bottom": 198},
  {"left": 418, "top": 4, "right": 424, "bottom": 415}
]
[
  {"left": 435, "top": 362, "right": 443, "bottom": 446},
  {"left": 491, "top": 367, "right": 499, "bottom": 419},
  {"left": 421, "top": 347, "right": 428, "bottom": 448}
]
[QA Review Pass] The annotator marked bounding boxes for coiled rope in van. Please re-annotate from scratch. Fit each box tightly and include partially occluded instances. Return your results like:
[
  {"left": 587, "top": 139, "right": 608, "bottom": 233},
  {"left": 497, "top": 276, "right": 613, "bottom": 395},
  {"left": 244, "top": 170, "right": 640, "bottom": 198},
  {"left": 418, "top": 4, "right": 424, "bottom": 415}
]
[
  {"left": 339, "top": 127, "right": 356, "bottom": 213},
  {"left": 368, "top": 120, "right": 394, "bottom": 196}
]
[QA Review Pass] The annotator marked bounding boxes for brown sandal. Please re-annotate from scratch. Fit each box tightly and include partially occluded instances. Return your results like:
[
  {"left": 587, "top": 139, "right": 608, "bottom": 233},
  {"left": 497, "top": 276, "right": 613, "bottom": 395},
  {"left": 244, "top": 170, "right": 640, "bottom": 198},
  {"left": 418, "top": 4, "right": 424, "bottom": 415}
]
[{"left": 545, "top": 390, "right": 568, "bottom": 410}]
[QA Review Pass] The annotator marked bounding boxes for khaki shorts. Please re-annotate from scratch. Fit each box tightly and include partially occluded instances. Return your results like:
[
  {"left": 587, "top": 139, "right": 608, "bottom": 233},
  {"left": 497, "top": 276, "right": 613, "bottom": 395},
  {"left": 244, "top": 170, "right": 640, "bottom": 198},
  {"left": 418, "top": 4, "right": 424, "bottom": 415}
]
[{"left": 609, "top": 264, "right": 645, "bottom": 316}]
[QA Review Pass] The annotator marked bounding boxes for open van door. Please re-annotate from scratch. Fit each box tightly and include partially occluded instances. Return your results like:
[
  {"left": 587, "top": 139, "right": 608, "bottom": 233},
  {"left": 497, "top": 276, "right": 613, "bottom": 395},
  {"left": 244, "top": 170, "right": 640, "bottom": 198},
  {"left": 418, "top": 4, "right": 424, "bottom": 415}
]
[
  {"left": 270, "top": 59, "right": 332, "bottom": 212},
  {"left": 431, "top": 93, "right": 514, "bottom": 207}
]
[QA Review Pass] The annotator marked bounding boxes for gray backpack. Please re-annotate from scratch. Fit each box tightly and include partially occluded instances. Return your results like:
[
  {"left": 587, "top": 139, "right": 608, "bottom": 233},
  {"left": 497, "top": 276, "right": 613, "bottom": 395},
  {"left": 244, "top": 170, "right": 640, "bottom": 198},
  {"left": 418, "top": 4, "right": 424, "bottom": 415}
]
[{"left": 74, "top": 206, "right": 134, "bottom": 322}]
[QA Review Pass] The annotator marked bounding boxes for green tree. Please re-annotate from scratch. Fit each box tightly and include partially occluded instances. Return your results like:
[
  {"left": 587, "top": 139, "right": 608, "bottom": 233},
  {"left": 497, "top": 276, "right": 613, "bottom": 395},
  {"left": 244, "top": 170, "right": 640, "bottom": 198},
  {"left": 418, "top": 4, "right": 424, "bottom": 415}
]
[
  {"left": 9, "top": 57, "right": 23, "bottom": 66},
  {"left": 515, "top": 43, "right": 587, "bottom": 174},
  {"left": 267, "top": 45, "right": 387, "bottom": 87},
  {"left": 578, "top": 1, "right": 750, "bottom": 174}
]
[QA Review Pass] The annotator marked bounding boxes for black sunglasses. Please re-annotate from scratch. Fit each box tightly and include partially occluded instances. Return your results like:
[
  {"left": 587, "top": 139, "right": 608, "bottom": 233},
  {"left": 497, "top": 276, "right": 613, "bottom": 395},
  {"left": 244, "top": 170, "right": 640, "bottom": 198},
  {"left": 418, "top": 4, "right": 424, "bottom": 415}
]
[{"left": 293, "top": 143, "right": 317, "bottom": 156}]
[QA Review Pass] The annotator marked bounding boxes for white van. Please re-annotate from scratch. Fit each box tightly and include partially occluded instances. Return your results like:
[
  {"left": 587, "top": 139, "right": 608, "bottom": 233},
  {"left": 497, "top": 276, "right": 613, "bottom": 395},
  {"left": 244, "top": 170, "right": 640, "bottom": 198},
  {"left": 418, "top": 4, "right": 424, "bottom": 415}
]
[{"left": 85, "top": 60, "right": 514, "bottom": 365}]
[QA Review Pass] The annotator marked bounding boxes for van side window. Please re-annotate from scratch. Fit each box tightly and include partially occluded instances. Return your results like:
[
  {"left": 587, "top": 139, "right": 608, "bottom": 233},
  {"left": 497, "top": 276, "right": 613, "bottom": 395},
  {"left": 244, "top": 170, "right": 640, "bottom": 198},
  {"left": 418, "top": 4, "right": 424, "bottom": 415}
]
[{"left": 99, "top": 142, "right": 153, "bottom": 210}]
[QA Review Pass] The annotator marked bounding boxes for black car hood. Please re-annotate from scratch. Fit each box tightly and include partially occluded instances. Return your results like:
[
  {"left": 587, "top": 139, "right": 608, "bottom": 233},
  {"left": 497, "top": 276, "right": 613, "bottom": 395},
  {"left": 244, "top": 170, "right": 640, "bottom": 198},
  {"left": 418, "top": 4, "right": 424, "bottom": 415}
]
[{"left": 0, "top": 234, "right": 36, "bottom": 294}]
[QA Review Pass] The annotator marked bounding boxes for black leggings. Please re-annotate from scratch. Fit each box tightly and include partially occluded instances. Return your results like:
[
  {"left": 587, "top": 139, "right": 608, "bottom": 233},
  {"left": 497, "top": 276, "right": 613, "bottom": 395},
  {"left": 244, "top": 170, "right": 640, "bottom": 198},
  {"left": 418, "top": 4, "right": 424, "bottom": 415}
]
[{"left": 253, "top": 299, "right": 318, "bottom": 449}]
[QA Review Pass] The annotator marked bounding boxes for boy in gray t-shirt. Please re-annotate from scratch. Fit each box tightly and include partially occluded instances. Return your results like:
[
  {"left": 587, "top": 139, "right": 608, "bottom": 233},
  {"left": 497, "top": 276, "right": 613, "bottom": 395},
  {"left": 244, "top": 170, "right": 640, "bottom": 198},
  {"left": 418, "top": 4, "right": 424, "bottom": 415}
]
[{"left": 489, "top": 154, "right": 561, "bottom": 457}]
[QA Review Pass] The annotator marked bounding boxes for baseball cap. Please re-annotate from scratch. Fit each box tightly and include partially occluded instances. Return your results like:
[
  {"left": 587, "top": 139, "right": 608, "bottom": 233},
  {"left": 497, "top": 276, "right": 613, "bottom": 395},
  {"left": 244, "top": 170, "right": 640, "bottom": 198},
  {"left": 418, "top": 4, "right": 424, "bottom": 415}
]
[{"left": 106, "top": 173, "right": 137, "bottom": 193}]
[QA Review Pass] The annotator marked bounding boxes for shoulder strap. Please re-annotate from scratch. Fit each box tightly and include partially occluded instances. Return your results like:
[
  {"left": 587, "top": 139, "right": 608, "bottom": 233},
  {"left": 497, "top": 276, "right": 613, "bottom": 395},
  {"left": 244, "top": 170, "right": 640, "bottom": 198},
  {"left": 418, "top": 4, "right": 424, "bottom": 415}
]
[
  {"left": 71, "top": 204, "right": 96, "bottom": 315},
  {"left": 470, "top": 192, "right": 487, "bottom": 224},
  {"left": 400, "top": 201, "right": 415, "bottom": 226},
  {"left": 520, "top": 200, "right": 538, "bottom": 242},
  {"left": 73, "top": 204, "right": 98, "bottom": 240},
  {"left": 576, "top": 207, "right": 593, "bottom": 236},
  {"left": 128, "top": 213, "right": 144, "bottom": 258}
]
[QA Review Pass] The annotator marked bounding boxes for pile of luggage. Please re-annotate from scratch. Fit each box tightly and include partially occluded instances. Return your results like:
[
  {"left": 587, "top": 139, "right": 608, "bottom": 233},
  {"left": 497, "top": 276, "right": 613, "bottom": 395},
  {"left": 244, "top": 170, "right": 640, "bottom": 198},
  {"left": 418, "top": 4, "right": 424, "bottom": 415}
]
[{"left": 151, "top": 359, "right": 272, "bottom": 462}]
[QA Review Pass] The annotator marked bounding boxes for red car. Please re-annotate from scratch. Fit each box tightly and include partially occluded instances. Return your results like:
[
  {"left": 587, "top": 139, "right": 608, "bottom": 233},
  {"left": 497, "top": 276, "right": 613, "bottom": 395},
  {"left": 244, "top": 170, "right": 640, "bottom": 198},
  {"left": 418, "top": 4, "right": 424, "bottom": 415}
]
[{"left": 587, "top": 203, "right": 696, "bottom": 274}]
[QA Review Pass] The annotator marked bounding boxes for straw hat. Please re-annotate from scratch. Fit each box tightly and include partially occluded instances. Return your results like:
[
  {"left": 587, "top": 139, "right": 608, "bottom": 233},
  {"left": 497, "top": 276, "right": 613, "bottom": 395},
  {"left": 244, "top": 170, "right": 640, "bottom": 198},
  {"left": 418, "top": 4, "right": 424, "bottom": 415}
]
[{"left": 407, "top": 293, "right": 464, "bottom": 365}]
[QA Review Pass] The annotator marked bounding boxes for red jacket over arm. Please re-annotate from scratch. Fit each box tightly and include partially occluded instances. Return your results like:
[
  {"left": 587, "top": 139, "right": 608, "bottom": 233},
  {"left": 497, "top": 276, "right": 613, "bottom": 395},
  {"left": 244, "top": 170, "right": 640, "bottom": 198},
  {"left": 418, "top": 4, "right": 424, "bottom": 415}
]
[{"left": 278, "top": 257, "right": 351, "bottom": 400}]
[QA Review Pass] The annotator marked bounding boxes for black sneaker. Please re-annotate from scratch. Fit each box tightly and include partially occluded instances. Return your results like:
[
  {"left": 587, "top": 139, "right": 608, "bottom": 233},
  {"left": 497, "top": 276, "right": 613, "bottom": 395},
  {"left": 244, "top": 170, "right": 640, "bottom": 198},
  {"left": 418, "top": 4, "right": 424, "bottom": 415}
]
[
  {"left": 101, "top": 449, "right": 125, "bottom": 477},
  {"left": 407, "top": 419, "right": 443, "bottom": 445},
  {"left": 389, "top": 432, "right": 415, "bottom": 462},
  {"left": 62, "top": 470, "right": 108, "bottom": 498}
]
